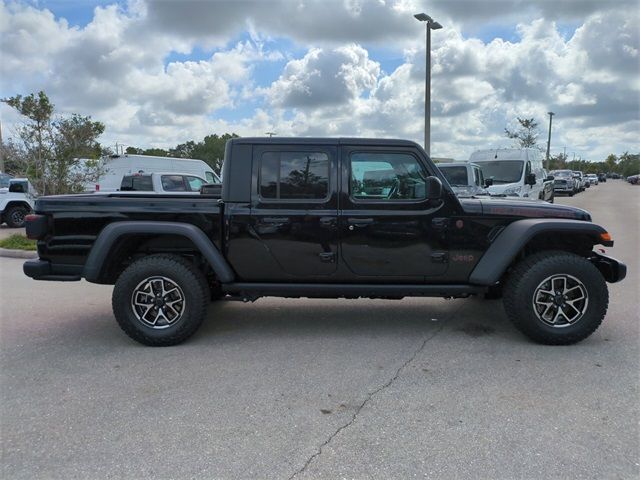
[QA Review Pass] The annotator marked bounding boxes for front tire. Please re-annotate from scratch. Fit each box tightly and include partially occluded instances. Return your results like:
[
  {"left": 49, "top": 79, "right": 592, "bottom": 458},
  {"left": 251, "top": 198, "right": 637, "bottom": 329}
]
[
  {"left": 5, "top": 205, "right": 29, "bottom": 228},
  {"left": 112, "top": 255, "right": 209, "bottom": 346},
  {"left": 503, "top": 251, "right": 608, "bottom": 345}
]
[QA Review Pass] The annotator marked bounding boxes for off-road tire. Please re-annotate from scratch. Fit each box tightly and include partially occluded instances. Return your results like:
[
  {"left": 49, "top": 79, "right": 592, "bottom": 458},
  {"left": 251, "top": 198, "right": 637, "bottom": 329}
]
[
  {"left": 112, "top": 254, "right": 209, "bottom": 346},
  {"left": 5, "top": 205, "right": 28, "bottom": 228},
  {"left": 503, "top": 250, "right": 608, "bottom": 345}
]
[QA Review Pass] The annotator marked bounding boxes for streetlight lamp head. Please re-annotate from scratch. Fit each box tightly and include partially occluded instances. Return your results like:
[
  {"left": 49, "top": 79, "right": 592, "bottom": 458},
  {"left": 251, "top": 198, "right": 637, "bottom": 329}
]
[
  {"left": 414, "top": 13, "right": 431, "bottom": 22},
  {"left": 548, "top": 111, "right": 555, "bottom": 116},
  {"left": 431, "top": 21, "right": 443, "bottom": 30}
]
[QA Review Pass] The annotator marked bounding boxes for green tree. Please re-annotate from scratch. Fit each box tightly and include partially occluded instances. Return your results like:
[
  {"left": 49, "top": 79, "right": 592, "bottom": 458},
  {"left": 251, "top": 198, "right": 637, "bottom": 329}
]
[
  {"left": 604, "top": 154, "right": 617, "bottom": 173},
  {"left": 2, "top": 91, "right": 105, "bottom": 194},
  {"left": 504, "top": 117, "right": 540, "bottom": 148},
  {"left": 120, "top": 133, "right": 240, "bottom": 175}
]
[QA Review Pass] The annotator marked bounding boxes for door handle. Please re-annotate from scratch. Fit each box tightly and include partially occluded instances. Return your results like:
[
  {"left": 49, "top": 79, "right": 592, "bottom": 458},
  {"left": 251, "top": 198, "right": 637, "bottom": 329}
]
[{"left": 347, "top": 218, "right": 374, "bottom": 227}]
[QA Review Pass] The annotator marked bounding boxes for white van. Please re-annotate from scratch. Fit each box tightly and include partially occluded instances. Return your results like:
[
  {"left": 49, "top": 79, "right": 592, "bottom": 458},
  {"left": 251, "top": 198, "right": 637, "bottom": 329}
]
[
  {"left": 469, "top": 148, "right": 550, "bottom": 200},
  {"left": 85, "top": 154, "right": 220, "bottom": 192}
]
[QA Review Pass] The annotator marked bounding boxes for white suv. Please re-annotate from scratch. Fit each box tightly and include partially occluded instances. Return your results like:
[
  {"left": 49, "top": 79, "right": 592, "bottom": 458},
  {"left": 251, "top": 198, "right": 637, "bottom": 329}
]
[{"left": 0, "top": 178, "right": 37, "bottom": 228}]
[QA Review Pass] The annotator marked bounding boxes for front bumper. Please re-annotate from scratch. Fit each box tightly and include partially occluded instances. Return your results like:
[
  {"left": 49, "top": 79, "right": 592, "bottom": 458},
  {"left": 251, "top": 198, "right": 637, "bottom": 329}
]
[
  {"left": 590, "top": 253, "right": 627, "bottom": 283},
  {"left": 554, "top": 183, "right": 574, "bottom": 192}
]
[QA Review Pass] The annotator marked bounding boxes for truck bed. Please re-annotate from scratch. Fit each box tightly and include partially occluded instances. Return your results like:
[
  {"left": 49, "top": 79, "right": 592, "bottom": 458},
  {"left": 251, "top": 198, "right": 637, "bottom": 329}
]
[{"left": 34, "top": 193, "right": 222, "bottom": 269}]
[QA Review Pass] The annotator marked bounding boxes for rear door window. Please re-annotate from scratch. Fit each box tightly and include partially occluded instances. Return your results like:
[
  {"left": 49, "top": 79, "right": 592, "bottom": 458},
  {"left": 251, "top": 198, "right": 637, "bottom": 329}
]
[
  {"left": 259, "top": 151, "right": 329, "bottom": 200},
  {"left": 121, "top": 175, "right": 153, "bottom": 191},
  {"left": 161, "top": 175, "right": 187, "bottom": 191}
]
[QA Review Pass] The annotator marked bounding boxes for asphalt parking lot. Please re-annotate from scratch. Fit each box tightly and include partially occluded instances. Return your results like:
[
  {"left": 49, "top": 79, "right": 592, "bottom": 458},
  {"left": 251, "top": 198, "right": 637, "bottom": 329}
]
[{"left": 1, "top": 181, "right": 638, "bottom": 479}]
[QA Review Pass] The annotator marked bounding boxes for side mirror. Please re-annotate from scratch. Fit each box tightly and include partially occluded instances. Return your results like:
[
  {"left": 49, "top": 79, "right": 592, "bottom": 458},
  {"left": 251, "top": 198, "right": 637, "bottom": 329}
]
[
  {"left": 546, "top": 175, "right": 555, "bottom": 181},
  {"left": 484, "top": 178, "right": 493, "bottom": 188},
  {"left": 525, "top": 173, "right": 536, "bottom": 185},
  {"left": 426, "top": 176, "right": 443, "bottom": 200}
]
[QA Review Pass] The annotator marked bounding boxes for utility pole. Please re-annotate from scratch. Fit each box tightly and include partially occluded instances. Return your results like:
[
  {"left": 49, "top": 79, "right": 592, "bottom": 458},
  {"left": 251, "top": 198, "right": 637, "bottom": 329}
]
[
  {"left": 0, "top": 121, "right": 4, "bottom": 172},
  {"left": 414, "top": 13, "right": 442, "bottom": 157},
  {"left": 545, "top": 111, "right": 555, "bottom": 170}
]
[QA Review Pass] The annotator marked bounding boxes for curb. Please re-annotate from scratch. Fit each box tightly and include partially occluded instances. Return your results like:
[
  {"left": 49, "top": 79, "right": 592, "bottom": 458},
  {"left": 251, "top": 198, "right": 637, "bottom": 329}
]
[{"left": 0, "top": 248, "right": 37, "bottom": 259}]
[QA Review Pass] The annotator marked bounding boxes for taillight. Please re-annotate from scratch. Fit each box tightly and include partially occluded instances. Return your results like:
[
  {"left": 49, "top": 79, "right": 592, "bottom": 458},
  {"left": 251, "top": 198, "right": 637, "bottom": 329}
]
[
  {"left": 25, "top": 214, "right": 48, "bottom": 240},
  {"left": 95, "top": 184, "right": 100, "bottom": 191}
]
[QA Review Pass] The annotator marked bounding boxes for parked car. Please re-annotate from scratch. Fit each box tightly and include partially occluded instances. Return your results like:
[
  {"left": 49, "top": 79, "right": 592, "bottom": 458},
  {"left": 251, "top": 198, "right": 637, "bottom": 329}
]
[
  {"left": 24, "top": 137, "right": 626, "bottom": 347},
  {"left": 585, "top": 174, "right": 598, "bottom": 185},
  {"left": 539, "top": 169, "right": 555, "bottom": 202},
  {"left": 469, "top": 148, "right": 552, "bottom": 200},
  {"left": 611, "top": 173, "right": 621, "bottom": 179},
  {"left": 598, "top": 173, "right": 607, "bottom": 183},
  {"left": 436, "top": 162, "right": 489, "bottom": 197},
  {"left": 549, "top": 169, "right": 577, "bottom": 196},
  {"left": 572, "top": 171, "right": 586, "bottom": 191},
  {"left": 119, "top": 172, "right": 210, "bottom": 193},
  {"left": 83, "top": 154, "right": 220, "bottom": 192},
  {"left": 0, "top": 178, "right": 37, "bottom": 227},
  {"left": 627, "top": 174, "right": 640, "bottom": 185}
]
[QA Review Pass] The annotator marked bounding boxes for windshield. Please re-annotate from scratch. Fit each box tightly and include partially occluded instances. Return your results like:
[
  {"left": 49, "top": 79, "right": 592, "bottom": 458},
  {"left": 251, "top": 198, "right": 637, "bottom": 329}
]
[
  {"left": 0, "top": 174, "right": 11, "bottom": 188},
  {"left": 438, "top": 166, "right": 468, "bottom": 186},
  {"left": 551, "top": 170, "right": 573, "bottom": 178},
  {"left": 476, "top": 161, "right": 524, "bottom": 184}
]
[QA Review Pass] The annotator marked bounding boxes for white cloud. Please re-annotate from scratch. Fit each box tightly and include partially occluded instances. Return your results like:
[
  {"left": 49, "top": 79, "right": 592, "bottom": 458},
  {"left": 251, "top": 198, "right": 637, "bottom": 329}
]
[
  {"left": 264, "top": 45, "right": 380, "bottom": 108},
  {"left": 0, "top": 0, "right": 638, "bottom": 162}
]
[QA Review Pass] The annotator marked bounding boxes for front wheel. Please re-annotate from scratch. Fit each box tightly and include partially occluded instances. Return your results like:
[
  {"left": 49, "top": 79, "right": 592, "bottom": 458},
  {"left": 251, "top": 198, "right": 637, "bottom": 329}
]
[
  {"left": 4, "top": 205, "right": 29, "bottom": 228},
  {"left": 503, "top": 251, "right": 608, "bottom": 345},
  {"left": 112, "top": 255, "right": 209, "bottom": 346}
]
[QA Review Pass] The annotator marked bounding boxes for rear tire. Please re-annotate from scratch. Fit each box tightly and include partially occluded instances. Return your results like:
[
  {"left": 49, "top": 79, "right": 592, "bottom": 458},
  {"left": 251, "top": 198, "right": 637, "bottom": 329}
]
[
  {"left": 503, "top": 251, "right": 608, "bottom": 345},
  {"left": 5, "top": 205, "right": 28, "bottom": 228},
  {"left": 112, "top": 254, "right": 209, "bottom": 346}
]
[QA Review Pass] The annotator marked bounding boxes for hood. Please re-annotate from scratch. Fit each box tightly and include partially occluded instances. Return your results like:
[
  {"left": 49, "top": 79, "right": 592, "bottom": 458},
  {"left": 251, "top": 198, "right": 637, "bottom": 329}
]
[{"left": 459, "top": 196, "right": 591, "bottom": 221}]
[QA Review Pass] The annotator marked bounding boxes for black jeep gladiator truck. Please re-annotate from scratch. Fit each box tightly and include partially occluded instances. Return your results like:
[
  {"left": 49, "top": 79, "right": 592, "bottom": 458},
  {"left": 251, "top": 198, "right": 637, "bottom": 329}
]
[{"left": 23, "top": 138, "right": 626, "bottom": 346}]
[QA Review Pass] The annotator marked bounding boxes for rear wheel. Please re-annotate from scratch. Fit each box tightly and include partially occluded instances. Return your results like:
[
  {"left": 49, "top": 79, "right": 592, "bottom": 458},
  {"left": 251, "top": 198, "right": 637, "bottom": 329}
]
[
  {"left": 5, "top": 205, "right": 28, "bottom": 228},
  {"left": 112, "top": 254, "right": 209, "bottom": 346},
  {"left": 503, "top": 251, "right": 608, "bottom": 345}
]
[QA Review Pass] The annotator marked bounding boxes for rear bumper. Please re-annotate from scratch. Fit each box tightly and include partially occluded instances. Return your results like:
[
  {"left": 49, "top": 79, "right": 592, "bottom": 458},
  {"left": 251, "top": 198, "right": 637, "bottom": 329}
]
[
  {"left": 23, "top": 259, "right": 82, "bottom": 281},
  {"left": 590, "top": 253, "right": 627, "bottom": 283}
]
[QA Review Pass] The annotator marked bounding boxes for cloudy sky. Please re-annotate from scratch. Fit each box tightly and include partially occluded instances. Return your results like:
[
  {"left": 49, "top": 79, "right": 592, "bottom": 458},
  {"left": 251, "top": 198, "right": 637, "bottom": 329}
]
[{"left": 1, "top": 0, "right": 638, "bottom": 160}]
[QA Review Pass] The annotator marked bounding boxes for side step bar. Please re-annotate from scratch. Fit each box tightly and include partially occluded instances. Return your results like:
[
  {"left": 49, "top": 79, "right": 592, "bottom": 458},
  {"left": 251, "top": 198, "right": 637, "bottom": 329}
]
[{"left": 221, "top": 283, "right": 485, "bottom": 300}]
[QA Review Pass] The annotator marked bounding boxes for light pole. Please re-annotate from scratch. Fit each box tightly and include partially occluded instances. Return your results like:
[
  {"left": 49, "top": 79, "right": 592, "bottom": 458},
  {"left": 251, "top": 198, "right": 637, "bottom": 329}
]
[
  {"left": 545, "top": 111, "right": 555, "bottom": 170},
  {"left": 414, "top": 13, "right": 442, "bottom": 157},
  {"left": 265, "top": 132, "right": 276, "bottom": 138}
]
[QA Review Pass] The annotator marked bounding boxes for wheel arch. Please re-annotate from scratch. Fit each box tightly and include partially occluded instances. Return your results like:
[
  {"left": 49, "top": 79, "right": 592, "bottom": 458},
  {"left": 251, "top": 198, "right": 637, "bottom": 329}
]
[
  {"left": 83, "top": 221, "right": 235, "bottom": 284},
  {"left": 2, "top": 200, "right": 32, "bottom": 213},
  {"left": 469, "top": 219, "right": 610, "bottom": 286}
]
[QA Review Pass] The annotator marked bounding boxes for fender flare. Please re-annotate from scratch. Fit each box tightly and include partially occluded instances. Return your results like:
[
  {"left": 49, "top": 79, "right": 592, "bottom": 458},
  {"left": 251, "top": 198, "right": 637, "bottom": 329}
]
[
  {"left": 1, "top": 200, "right": 33, "bottom": 213},
  {"left": 83, "top": 221, "right": 235, "bottom": 283},
  {"left": 469, "top": 218, "right": 609, "bottom": 286}
]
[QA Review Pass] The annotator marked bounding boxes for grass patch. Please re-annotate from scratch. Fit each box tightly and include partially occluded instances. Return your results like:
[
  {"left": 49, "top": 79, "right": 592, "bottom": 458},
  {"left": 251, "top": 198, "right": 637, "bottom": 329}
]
[{"left": 0, "top": 234, "right": 36, "bottom": 251}]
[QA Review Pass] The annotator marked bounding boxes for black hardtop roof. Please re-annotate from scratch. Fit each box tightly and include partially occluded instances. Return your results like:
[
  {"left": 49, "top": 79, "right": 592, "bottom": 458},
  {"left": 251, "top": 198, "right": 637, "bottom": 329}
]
[{"left": 230, "top": 137, "right": 422, "bottom": 148}]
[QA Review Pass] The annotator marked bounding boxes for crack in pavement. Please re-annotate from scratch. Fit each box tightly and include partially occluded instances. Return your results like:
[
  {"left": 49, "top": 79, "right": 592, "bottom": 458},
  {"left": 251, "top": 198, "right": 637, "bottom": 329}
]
[{"left": 287, "top": 304, "right": 463, "bottom": 480}]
